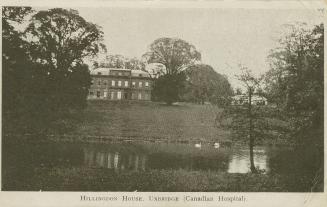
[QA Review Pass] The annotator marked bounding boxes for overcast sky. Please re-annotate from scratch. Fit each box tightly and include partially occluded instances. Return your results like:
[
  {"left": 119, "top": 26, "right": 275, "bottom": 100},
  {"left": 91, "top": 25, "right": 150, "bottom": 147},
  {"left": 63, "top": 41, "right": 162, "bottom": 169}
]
[{"left": 75, "top": 8, "right": 322, "bottom": 87}]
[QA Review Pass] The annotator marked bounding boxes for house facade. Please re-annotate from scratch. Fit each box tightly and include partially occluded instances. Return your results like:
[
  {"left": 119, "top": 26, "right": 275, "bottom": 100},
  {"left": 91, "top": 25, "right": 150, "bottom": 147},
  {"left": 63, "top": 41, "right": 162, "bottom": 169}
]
[
  {"left": 88, "top": 68, "right": 152, "bottom": 101},
  {"left": 231, "top": 94, "right": 267, "bottom": 106}
]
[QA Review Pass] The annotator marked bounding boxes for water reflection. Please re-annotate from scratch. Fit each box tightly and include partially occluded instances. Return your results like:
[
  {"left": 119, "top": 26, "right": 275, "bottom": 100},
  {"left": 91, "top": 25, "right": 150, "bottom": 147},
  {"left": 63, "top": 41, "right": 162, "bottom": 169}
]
[
  {"left": 80, "top": 143, "right": 270, "bottom": 173},
  {"left": 228, "top": 149, "right": 269, "bottom": 173},
  {"left": 3, "top": 141, "right": 298, "bottom": 176},
  {"left": 84, "top": 148, "right": 147, "bottom": 172}
]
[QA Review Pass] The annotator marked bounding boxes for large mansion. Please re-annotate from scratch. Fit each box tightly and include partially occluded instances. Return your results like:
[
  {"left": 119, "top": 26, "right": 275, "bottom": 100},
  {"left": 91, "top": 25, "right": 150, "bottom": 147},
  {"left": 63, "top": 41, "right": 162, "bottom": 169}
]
[{"left": 88, "top": 68, "right": 153, "bottom": 101}]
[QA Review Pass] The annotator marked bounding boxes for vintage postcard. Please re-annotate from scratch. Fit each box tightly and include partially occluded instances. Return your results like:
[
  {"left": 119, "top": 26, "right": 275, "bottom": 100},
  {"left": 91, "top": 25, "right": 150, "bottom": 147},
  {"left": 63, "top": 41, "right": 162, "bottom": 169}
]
[{"left": 0, "top": 0, "right": 326, "bottom": 207}]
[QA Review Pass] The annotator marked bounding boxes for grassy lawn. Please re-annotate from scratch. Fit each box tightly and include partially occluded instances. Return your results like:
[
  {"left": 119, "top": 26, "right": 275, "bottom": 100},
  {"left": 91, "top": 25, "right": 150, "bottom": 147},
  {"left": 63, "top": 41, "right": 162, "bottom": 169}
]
[
  {"left": 69, "top": 100, "right": 230, "bottom": 143},
  {"left": 3, "top": 166, "right": 320, "bottom": 192}
]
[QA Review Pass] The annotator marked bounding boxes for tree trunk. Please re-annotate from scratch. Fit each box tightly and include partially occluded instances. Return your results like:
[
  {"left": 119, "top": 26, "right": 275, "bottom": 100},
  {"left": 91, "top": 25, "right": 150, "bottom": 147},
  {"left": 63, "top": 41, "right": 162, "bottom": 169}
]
[
  {"left": 249, "top": 134, "right": 256, "bottom": 173},
  {"left": 248, "top": 88, "right": 257, "bottom": 173}
]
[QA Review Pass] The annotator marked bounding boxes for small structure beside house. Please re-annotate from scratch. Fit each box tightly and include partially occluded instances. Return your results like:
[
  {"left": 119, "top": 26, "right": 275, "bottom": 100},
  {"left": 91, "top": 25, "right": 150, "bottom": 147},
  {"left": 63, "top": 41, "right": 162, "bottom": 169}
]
[
  {"left": 231, "top": 94, "right": 267, "bottom": 106},
  {"left": 88, "top": 68, "right": 153, "bottom": 101}
]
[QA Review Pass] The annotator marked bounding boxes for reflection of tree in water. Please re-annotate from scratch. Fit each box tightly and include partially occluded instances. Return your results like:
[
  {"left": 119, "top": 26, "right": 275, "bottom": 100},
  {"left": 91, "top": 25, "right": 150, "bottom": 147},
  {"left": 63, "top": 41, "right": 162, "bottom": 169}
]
[{"left": 227, "top": 149, "right": 268, "bottom": 173}]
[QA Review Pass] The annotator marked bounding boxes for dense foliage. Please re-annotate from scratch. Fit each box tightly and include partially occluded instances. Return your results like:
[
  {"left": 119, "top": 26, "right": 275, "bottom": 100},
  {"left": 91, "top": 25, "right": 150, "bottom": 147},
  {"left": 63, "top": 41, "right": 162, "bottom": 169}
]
[
  {"left": 143, "top": 38, "right": 201, "bottom": 104},
  {"left": 3, "top": 7, "right": 33, "bottom": 113},
  {"left": 264, "top": 23, "right": 324, "bottom": 145},
  {"left": 182, "top": 64, "right": 233, "bottom": 105},
  {"left": 3, "top": 7, "right": 104, "bottom": 134},
  {"left": 217, "top": 23, "right": 324, "bottom": 175},
  {"left": 143, "top": 37, "right": 201, "bottom": 75},
  {"left": 151, "top": 73, "right": 187, "bottom": 104}
]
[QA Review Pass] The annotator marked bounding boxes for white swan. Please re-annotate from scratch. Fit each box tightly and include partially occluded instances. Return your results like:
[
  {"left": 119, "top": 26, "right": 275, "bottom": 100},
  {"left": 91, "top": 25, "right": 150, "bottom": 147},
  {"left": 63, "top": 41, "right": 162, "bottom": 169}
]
[{"left": 195, "top": 142, "right": 202, "bottom": 148}]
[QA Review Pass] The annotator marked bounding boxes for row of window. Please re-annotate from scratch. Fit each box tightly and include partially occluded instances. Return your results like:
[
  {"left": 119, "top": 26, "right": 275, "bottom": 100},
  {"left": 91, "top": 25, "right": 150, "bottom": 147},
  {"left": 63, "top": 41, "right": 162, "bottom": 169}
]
[
  {"left": 110, "top": 71, "right": 130, "bottom": 76},
  {"left": 96, "top": 71, "right": 145, "bottom": 77},
  {"left": 97, "top": 71, "right": 131, "bottom": 76},
  {"left": 89, "top": 91, "right": 150, "bottom": 100},
  {"left": 95, "top": 80, "right": 149, "bottom": 87}
]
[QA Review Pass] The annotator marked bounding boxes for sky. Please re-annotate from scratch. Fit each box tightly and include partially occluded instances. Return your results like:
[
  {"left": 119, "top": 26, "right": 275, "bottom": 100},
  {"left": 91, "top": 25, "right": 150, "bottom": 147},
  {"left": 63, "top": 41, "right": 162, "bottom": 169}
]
[{"left": 57, "top": 7, "right": 325, "bottom": 87}]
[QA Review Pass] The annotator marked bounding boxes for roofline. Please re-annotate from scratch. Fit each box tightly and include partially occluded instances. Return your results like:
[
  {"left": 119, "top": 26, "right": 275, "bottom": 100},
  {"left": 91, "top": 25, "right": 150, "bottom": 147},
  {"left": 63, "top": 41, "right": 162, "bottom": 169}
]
[
  {"left": 91, "top": 74, "right": 153, "bottom": 80},
  {"left": 94, "top": 67, "right": 131, "bottom": 71}
]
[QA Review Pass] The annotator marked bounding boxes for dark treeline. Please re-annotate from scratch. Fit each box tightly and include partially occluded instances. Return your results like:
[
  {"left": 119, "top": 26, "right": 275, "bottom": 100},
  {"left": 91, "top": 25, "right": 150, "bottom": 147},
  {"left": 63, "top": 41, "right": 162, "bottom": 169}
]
[
  {"left": 219, "top": 23, "right": 324, "bottom": 146},
  {"left": 265, "top": 23, "right": 324, "bottom": 145},
  {"left": 3, "top": 7, "right": 105, "bottom": 134},
  {"left": 266, "top": 23, "right": 324, "bottom": 185}
]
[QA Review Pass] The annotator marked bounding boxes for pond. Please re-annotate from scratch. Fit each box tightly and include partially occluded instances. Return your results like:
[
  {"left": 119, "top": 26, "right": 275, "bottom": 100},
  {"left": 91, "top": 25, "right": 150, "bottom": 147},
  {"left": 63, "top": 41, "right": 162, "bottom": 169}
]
[
  {"left": 3, "top": 141, "right": 311, "bottom": 173},
  {"left": 2, "top": 140, "right": 321, "bottom": 191}
]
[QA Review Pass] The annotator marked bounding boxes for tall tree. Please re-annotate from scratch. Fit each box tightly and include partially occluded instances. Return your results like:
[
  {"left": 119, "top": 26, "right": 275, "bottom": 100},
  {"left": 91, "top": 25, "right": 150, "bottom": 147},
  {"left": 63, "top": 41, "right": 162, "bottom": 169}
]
[
  {"left": 2, "top": 7, "right": 33, "bottom": 113},
  {"left": 26, "top": 8, "right": 105, "bottom": 71},
  {"left": 265, "top": 23, "right": 324, "bottom": 143},
  {"left": 183, "top": 64, "right": 233, "bottom": 105},
  {"left": 143, "top": 38, "right": 201, "bottom": 104},
  {"left": 216, "top": 67, "right": 282, "bottom": 173},
  {"left": 264, "top": 23, "right": 324, "bottom": 184},
  {"left": 25, "top": 8, "right": 106, "bottom": 111},
  {"left": 143, "top": 37, "right": 201, "bottom": 75},
  {"left": 236, "top": 67, "right": 261, "bottom": 173}
]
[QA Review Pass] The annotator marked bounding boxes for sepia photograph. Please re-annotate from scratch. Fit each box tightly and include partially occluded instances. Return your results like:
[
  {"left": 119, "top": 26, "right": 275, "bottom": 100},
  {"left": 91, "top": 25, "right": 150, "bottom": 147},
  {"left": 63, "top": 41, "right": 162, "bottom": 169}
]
[{"left": 1, "top": 2, "right": 324, "bottom": 194}]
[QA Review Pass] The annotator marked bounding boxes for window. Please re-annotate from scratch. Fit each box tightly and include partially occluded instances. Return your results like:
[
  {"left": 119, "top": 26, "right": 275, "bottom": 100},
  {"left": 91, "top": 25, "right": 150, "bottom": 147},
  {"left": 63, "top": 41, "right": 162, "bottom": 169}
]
[
  {"left": 139, "top": 74, "right": 142, "bottom": 77},
  {"left": 132, "top": 82, "right": 136, "bottom": 87},
  {"left": 118, "top": 80, "right": 122, "bottom": 86},
  {"left": 118, "top": 72, "right": 122, "bottom": 76},
  {"left": 139, "top": 82, "right": 143, "bottom": 87},
  {"left": 112, "top": 80, "right": 115, "bottom": 86},
  {"left": 145, "top": 93, "right": 149, "bottom": 100},
  {"left": 103, "top": 80, "right": 107, "bottom": 85},
  {"left": 98, "top": 80, "right": 101, "bottom": 85},
  {"left": 117, "top": 91, "right": 122, "bottom": 100},
  {"left": 138, "top": 93, "right": 142, "bottom": 100},
  {"left": 89, "top": 91, "right": 94, "bottom": 96},
  {"left": 97, "top": 72, "right": 102, "bottom": 75},
  {"left": 111, "top": 92, "right": 115, "bottom": 100},
  {"left": 96, "top": 91, "right": 101, "bottom": 98},
  {"left": 104, "top": 91, "right": 108, "bottom": 98},
  {"left": 124, "top": 81, "right": 128, "bottom": 87},
  {"left": 145, "top": 82, "right": 149, "bottom": 87}
]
